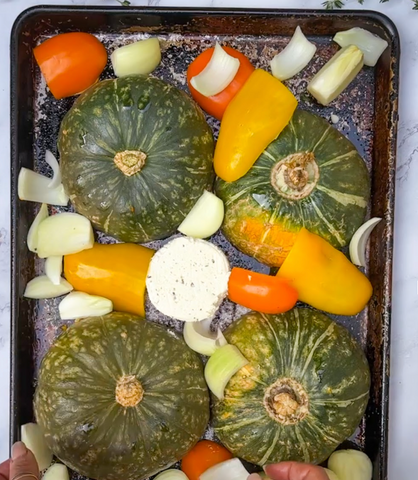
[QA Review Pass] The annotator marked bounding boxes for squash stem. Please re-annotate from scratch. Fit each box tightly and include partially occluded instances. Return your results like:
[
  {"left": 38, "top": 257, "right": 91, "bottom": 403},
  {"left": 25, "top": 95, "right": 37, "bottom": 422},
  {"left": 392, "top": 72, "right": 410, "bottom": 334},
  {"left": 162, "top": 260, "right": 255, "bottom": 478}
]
[
  {"left": 114, "top": 150, "right": 147, "bottom": 176},
  {"left": 115, "top": 374, "right": 144, "bottom": 407}
]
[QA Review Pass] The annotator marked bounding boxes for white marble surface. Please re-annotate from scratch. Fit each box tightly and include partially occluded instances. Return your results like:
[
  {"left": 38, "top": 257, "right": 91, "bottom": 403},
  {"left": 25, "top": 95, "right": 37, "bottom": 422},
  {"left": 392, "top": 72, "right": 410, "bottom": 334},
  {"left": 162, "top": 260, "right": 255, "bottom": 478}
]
[{"left": 1, "top": 0, "right": 417, "bottom": 478}]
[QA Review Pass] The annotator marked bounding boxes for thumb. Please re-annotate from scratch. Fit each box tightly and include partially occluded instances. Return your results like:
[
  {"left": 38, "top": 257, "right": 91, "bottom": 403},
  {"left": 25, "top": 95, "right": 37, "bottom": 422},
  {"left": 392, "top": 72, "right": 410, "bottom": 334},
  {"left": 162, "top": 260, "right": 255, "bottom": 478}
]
[
  {"left": 10, "top": 442, "right": 39, "bottom": 480},
  {"left": 264, "top": 462, "right": 329, "bottom": 480}
]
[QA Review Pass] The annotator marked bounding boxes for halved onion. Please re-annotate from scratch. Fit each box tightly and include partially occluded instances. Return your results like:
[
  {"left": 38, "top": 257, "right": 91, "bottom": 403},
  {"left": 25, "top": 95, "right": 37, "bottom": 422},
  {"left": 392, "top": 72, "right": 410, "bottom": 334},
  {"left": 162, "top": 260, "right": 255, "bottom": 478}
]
[
  {"left": 21, "top": 423, "right": 53, "bottom": 471},
  {"left": 45, "top": 150, "right": 62, "bottom": 189},
  {"left": 349, "top": 217, "right": 382, "bottom": 267},
  {"left": 178, "top": 191, "right": 224, "bottom": 239},
  {"left": 204, "top": 344, "right": 248, "bottom": 400},
  {"left": 200, "top": 458, "right": 249, "bottom": 480},
  {"left": 24, "top": 275, "right": 73, "bottom": 299},
  {"left": 183, "top": 319, "right": 227, "bottom": 356},
  {"left": 333, "top": 27, "right": 388, "bottom": 67},
  {"left": 190, "top": 43, "right": 240, "bottom": 97},
  {"left": 43, "top": 464, "right": 70, "bottom": 480},
  {"left": 18, "top": 168, "right": 69, "bottom": 206},
  {"left": 59, "top": 291, "right": 113, "bottom": 320},
  {"left": 27, "top": 203, "right": 48, "bottom": 253},
  {"left": 154, "top": 470, "right": 189, "bottom": 480},
  {"left": 36, "top": 212, "right": 94, "bottom": 258},
  {"left": 111, "top": 38, "right": 161, "bottom": 77},
  {"left": 270, "top": 26, "right": 317, "bottom": 81},
  {"left": 45, "top": 256, "right": 63, "bottom": 285}
]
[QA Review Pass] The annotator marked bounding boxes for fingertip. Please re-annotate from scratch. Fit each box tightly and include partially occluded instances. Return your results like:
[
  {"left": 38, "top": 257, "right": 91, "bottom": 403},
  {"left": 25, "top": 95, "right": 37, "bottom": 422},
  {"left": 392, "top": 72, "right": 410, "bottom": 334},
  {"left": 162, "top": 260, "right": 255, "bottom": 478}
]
[{"left": 11, "top": 442, "right": 27, "bottom": 460}]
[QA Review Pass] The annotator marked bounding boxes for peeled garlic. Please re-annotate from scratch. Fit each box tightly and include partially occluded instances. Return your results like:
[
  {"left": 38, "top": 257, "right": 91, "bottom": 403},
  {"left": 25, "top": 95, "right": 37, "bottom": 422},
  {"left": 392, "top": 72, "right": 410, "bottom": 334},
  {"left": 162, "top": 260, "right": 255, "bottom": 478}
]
[{"left": 328, "top": 449, "right": 372, "bottom": 480}]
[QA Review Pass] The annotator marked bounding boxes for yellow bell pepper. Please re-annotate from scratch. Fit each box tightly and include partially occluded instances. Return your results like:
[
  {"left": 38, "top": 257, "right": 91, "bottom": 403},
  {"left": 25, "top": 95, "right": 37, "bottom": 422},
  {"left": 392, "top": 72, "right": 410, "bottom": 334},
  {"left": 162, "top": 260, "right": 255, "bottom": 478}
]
[
  {"left": 64, "top": 243, "right": 154, "bottom": 317},
  {"left": 214, "top": 69, "right": 298, "bottom": 182},
  {"left": 277, "top": 228, "right": 372, "bottom": 316}
]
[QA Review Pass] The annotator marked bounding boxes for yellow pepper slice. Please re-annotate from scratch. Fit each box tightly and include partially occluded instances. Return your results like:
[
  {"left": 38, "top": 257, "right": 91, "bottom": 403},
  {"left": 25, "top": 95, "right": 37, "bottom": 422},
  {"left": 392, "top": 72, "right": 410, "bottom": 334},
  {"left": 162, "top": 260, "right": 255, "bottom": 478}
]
[
  {"left": 214, "top": 69, "right": 298, "bottom": 182},
  {"left": 277, "top": 228, "right": 372, "bottom": 316},
  {"left": 64, "top": 243, "right": 154, "bottom": 317}
]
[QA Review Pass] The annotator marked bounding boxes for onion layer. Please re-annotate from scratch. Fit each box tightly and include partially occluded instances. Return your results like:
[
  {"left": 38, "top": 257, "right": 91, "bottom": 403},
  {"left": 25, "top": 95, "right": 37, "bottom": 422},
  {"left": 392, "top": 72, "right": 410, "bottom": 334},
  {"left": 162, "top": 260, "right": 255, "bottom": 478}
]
[
  {"left": 24, "top": 275, "right": 73, "bottom": 299},
  {"left": 328, "top": 450, "right": 372, "bottom": 480},
  {"left": 154, "top": 470, "right": 189, "bottom": 480},
  {"left": 43, "top": 464, "right": 70, "bottom": 480},
  {"left": 21, "top": 423, "right": 53, "bottom": 471},
  {"left": 59, "top": 292, "right": 113, "bottom": 320},
  {"left": 18, "top": 168, "right": 69, "bottom": 206},
  {"left": 183, "top": 319, "right": 227, "bottom": 356},
  {"left": 349, "top": 217, "right": 382, "bottom": 267},
  {"left": 45, "top": 256, "right": 63, "bottom": 285},
  {"left": 27, "top": 204, "right": 48, "bottom": 253},
  {"left": 200, "top": 459, "right": 249, "bottom": 480},
  {"left": 111, "top": 38, "right": 161, "bottom": 77}
]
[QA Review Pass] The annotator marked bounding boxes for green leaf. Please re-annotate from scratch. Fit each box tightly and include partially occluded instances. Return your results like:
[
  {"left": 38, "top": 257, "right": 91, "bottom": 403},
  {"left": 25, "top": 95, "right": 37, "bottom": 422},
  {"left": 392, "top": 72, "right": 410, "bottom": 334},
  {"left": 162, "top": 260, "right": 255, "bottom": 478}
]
[
  {"left": 322, "top": 0, "right": 345, "bottom": 8},
  {"left": 117, "top": 0, "right": 131, "bottom": 6}
]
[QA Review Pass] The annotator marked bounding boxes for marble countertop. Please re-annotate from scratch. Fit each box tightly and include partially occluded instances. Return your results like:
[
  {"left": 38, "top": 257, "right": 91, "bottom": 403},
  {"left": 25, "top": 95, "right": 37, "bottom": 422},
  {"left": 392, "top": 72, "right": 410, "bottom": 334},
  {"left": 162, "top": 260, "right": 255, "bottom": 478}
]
[{"left": 1, "top": 0, "right": 417, "bottom": 478}]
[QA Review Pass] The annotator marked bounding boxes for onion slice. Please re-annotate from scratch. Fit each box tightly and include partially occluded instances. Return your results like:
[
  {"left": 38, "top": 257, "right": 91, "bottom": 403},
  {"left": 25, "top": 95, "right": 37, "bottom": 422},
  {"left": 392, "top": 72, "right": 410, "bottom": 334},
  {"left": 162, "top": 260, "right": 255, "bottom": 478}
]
[
  {"left": 27, "top": 203, "right": 49, "bottom": 253},
  {"left": 43, "top": 464, "right": 70, "bottom": 480},
  {"left": 178, "top": 191, "right": 224, "bottom": 239},
  {"left": 21, "top": 423, "right": 53, "bottom": 471},
  {"left": 334, "top": 27, "right": 388, "bottom": 67},
  {"left": 59, "top": 291, "right": 113, "bottom": 320},
  {"left": 45, "top": 256, "right": 63, "bottom": 285},
  {"left": 18, "top": 168, "right": 69, "bottom": 206},
  {"left": 190, "top": 43, "right": 240, "bottom": 97},
  {"left": 183, "top": 319, "right": 227, "bottom": 356},
  {"left": 36, "top": 212, "right": 94, "bottom": 258},
  {"left": 24, "top": 275, "right": 73, "bottom": 299},
  {"left": 200, "top": 459, "right": 249, "bottom": 480},
  {"left": 154, "top": 470, "right": 189, "bottom": 480},
  {"left": 308, "top": 45, "right": 364, "bottom": 106},
  {"left": 270, "top": 26, "right": 317, "bottom": 81},
  {"left": 111, "top": 38, "right": 161, "bottom": 77},
  {"left": 45, "top": 150, "right": 62, "bottom": 189},
  {"left": 349, "top": 217, "right": 382, "bottom": 267},
  {"left": 328, "top": 449, "right": 372, "bottom": 480},
  {"left": 204, "top": 344, "right": 248, "bottom": 400}
]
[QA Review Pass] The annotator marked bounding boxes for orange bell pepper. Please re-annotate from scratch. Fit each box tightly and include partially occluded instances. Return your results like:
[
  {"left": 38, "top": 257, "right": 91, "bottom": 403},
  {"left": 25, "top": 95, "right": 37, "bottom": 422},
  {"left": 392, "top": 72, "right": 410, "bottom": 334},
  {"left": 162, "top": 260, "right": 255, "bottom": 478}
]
[
  {"left": 277, "top": 228, "right": 372, "bottom": 316},
  {"left": 214, "top": 69, "right": 298, "bottom": 182},
  {"left": 228, "top": 267, "right": 298, "bottom": 314},
  {"left": 181, "top": 440, "right": 233, "bottom": 480},
  {"left": 33, "top": 32, "right": 107, "bottom": 100},
  {"left": 64, "top": 243, "right": 154, "bottom": 317}
]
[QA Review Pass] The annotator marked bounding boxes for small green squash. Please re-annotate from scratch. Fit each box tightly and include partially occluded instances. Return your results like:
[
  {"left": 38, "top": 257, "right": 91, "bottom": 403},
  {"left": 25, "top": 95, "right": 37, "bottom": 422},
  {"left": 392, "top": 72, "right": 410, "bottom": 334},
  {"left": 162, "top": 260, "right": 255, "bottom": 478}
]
[
  {"left": 58, "top": 75, "right": 214, "bottom": 243},
  {"left": 34, "top": 312, "right": 210, "bottom": 480},
  {"left": 216, "top": 109, "right": 370, "bottom": 267},
  {"left": 213, "top": 309, "right": 370, "bottom": 465}
]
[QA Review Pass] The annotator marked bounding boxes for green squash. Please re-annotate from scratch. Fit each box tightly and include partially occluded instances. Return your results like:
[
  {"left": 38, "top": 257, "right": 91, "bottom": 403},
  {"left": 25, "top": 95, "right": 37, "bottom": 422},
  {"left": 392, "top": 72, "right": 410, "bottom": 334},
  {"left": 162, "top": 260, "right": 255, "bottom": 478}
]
[
  {"left": 213, "top": 309, "right": 370, "bottom": 465},
  {"left": 216, "top": 109, "right": 370, "bottom": 267},
  {"left": 58, "top": 75, "right": 214, "bottom": 243},
  {"left": 34, "top": 312, "right": 210, "bottom": 480}
]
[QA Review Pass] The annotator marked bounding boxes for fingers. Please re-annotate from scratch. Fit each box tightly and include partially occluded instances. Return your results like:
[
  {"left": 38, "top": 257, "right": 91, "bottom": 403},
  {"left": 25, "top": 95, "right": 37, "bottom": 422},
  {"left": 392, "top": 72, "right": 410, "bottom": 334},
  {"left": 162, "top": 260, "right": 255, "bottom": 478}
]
[
  {"left": 0, "top": 459, "right": 10, "bottom": 480},
  {"left": 10, "top": 442, "right": 39, "bottom": 480},
  {"left": 264, "top": 462, "right": 329, "bottom": 480}
]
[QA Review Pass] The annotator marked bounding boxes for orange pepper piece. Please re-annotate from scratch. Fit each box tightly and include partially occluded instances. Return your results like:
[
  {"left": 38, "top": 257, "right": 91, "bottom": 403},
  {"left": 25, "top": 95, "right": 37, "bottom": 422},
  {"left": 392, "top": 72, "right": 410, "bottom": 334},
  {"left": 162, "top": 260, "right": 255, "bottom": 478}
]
[
  {"left": 64, "top": 243, "right": 154, "bottom": 317},
  {"left": 33, "top": 32, "right": 107, "bottom": 100},
  {"left": 181, "top": 440, "right": 233, "bottom": 480},
  {"left": 277, "top": 228, "right": 373, "bottom": 316},
  {"left": 228, "top": 267, "right": 298, "bottom": 314}
]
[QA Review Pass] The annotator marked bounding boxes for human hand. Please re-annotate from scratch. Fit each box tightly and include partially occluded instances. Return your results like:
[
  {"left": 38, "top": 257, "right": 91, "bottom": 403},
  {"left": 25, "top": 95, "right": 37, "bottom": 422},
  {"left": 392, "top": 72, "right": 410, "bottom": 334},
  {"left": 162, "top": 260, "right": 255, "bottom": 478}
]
[
  {"left": 248, "top": 461, "right": 330, "bottom": 480},
  {"left": 0, "top": 442, "right": 39, "bottom": 480}
]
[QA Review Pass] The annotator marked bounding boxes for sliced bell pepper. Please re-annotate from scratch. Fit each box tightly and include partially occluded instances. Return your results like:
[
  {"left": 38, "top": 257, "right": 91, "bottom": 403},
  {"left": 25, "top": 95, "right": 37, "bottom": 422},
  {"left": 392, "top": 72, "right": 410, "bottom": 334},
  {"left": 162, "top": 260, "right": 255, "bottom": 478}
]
[
  {"left": 276, "top": 228, "right": 373, "bottom": 316},
  {"left": 214, "top": 69, "right": 298, "bottom": 182},
  {"left": 228, "top": 267, "right": 298, "bottom": 314},
  {"left": 64, "top": 242, "right": 154, "bottom": 317}
]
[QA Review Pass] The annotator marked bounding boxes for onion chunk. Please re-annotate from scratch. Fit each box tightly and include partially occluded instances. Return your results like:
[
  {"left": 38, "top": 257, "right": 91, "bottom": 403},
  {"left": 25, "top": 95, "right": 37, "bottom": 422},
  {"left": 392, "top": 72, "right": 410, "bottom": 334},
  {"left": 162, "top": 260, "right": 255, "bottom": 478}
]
[
  {"left": 24, "top": 275, "right": 73, "bottom": 299},
  {"left": 43, "top": 464, "right": 70, "bottom": 480},
  {"left": 200, "top": 459, "right": 249, "bottom": 480},
  {"left": 18, "top": 168, "right": 68, "bottom": 206},
  {"left": 59, "top": 291, "right": 113, "bottom": 320},
  {"left": 328, "top": 449, "right": 372, "bottom": 480},
  {"left": 21, "top": 423, "right": 53, "bottom": 471},
  {"left": 45, "top": 256, "right": 63, "bottom": 285},
  {"left": 154, "top": 470, "right": 189, "bottom": 480},
  {"left": 270, "top": 26, "right": 317, "bottom": 81},
  {"left": 183, "top": 319, "right": 227, "bottom": 356},
  {"left": 349, "top": 217, "right": 382, "bottom": 267},
  {"left": 36, "top": 212, "right": 94, "bottom": 258},
  {"left": 190, "top": 43, "right": 240, "bottom": 97},
  {"left": 27, "top": 204, "right": 48, "bottom": 253},
  {"left": 111, "top": 38, "right": 161, "bottom": 77}
]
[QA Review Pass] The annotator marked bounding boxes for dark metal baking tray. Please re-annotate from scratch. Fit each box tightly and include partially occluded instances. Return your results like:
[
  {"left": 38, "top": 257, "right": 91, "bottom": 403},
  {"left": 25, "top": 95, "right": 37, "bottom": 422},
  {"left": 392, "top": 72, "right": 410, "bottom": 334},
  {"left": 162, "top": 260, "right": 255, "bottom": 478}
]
[{"left": 10, "top": 6, "right": 399, "bottom": 480}]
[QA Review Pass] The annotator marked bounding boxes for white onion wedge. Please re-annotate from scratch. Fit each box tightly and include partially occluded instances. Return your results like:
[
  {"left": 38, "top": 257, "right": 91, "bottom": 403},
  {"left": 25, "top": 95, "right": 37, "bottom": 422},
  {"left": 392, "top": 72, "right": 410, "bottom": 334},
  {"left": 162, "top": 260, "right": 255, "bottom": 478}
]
[
  {"left": 323, "top": 468, "right": 341, "bottom": 480},
  {"left": 45, "top": 256, "right": 63, "bottom": 286},
  {"left": 328, "top": 449, "right": 372, "bottom": 480},
  {"left": 349, "top": 217, "right": 382, "bottom": 267},
  {"left": 27, "top": 203, "right": 48, "bottom": 253},
  {"left": 18, "top": 168, "right": 69, "bottom": 206},
  {"left": 45, "top": 150, "right": 62, "bottom": 189},
  {"left": 334, "top": 27, "right": 388, "bottom": 67},
  {"left": 24, "top": 275, "right": 73, "bottom": 299},
  {"left": 200, "top": 459, "right": 249, "bottom": 480},
  {"left": 270, "top": 26, "right": 317, "bottom": 81},
  {"left": 204, "top": 344, "right": 248, "bottom": 400},
  {"left": 183, "top": 319, "right": 227, "bottom": 356},
  {"left": 190, "top": 43, "right": 240, "bottom": 97},
  {"left": 154, "top": 470, "right": 189, "bottom": 480},
  {"left": 36, "top": 212, "right": 94, "bottom": 258},
  {"left": 21, "top": 423, "right": 53, "bottom": 471},
  {"left": 178, "top": 191, "right": 224, "bottom": 239},
  {"left": 43, "top": 463, "right": 70, "bottom": 480},
  {"left": 111, "top": 38, "right": 161, "bottom": 77},
  {"left": 59, "top": 292, "right": 113, "bottom": 320}
]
